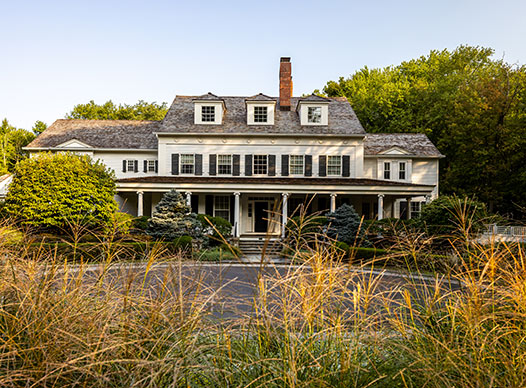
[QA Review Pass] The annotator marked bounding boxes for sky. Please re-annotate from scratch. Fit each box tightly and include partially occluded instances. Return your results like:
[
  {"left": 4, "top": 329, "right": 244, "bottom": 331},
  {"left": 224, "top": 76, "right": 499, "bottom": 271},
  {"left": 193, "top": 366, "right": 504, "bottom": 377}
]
[{"left": 1, "top": 0, "right": 526, "bottom": 130}]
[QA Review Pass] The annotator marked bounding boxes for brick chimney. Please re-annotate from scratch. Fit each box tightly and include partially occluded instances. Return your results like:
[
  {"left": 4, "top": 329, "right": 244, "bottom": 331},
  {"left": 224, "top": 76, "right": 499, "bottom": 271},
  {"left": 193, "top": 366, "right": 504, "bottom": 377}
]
[{"left": 279, "top": 57, "right": 292, "bottom": 111}]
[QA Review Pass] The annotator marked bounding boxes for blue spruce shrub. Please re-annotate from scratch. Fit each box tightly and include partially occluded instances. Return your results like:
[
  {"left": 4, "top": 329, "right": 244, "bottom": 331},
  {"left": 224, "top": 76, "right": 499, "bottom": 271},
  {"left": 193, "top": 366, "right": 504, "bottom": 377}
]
[{"left": 326, "top": 203, "right": 369, "bottom": 246}]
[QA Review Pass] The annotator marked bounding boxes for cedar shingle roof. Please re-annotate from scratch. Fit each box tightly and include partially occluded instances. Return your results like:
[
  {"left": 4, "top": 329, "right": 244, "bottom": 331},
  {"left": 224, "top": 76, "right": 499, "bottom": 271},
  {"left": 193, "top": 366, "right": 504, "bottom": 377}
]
[
  {"left": 26, "top": 120, "right": 160, "bottom": 149},
  {"left": 364, "top": 133, "right": 443, "bottom": 157}
]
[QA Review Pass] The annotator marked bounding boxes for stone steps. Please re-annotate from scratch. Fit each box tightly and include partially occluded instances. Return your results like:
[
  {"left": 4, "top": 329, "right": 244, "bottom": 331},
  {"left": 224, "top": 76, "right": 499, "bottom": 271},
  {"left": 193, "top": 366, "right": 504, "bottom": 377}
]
[{"left": 238, "top": 239, "right": 283, "bottom": 256}]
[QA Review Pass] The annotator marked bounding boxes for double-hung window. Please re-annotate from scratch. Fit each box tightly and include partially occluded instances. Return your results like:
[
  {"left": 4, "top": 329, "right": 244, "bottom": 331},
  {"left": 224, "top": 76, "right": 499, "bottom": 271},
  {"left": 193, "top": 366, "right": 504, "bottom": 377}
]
[
  {"left": 214, "top": 195, "right": 230, "bottom": 221},
  {"left": 201, "top": 106, "right": 215, "bottom": 122},
  {"left": 254, "top": 106, "right": 268, "bottom": 123},
  {"left": 308, "top": 107, "right": 322, "bottom": 123},
  {"left": 217, "top": 154, "right": 232, "bottom": 175},
  {"left": 399, "top": 162, "right": 406, "bottom": 180},
  {"left": 180, "top": 154, "right": 195, "bottom": 174},
  {"left": 410, "top": 201, "right": 421, "bottom": 218},
  {"left": 253, "top": 155, "right": 268, "bottom": 175},
  {"left": 127, "top": 160, "right": 136, "bottom": 172},
  {"left": 383, "top": 162, "right": 391, "bottom": 180},
  {"left": 327, "top": 155, "right": 342, "bottom": 176},
  {"left": 147, "top": 160, "right": 156, "bottom": 172},
  {"left": 289, "top": 155, "right": 304, "bottom": 175}
]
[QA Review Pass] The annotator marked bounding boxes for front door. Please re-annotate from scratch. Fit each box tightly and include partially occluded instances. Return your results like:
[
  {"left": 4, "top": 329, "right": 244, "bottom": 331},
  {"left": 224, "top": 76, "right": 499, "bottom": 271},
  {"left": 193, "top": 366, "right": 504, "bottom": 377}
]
[{"left": 254, "top": 201, "right": 268, "bottom": 232}]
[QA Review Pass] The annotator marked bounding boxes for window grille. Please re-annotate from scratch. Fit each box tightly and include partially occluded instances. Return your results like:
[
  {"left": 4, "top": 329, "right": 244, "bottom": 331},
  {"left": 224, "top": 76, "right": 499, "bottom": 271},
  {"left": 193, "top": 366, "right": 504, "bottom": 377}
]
[
  {"left": 217, "top": 154, "right": 232, "bottom": 175},
  {"left": 253, "top": 155, "right": 268, "bottom": 175},
  {"left": 289, "top": 155, "right": 304, "bottom": 175},
  {"left": 254, "top": 106, "right": 268, "bottom": 123},
  {"left": 384, "top": 162, "right": 391, "bottom": 180},
  {"left": 201, "top": 106, "right": 215, "bottom": 122},
  {"left": 214, "top": 195, "right": 230, "bottom": 221},
  {"left": 180, "top": 154, "right": 195, "bottom": 174},
  {"left": 308, "top": 107, "right": 322, "bottom": 123},
  {"left": 327, "top": 156, "right": 342, "bottom": 176}
]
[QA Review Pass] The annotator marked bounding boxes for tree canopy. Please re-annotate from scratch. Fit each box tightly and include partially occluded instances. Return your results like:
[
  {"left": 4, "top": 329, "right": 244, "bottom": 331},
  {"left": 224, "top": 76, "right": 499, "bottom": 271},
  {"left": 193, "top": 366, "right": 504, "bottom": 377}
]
[
  {"left": 4, "top": 153, "right": 117, "bottom": 230},
  {"left": 66, "top": 100, "right": 168, "bottom": 120},
  {"left": 319, "top": 46, "right": 526, "bottom": 218},
  {"left": 0, "top": 119, "right": 35, "bottom": 174}
]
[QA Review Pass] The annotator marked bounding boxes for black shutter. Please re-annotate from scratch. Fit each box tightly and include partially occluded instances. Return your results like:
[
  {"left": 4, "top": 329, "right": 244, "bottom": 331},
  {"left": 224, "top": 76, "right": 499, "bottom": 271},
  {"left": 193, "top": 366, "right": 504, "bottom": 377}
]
[
  {"left": 233, "top": 154, "right": 240, "bottom": 176},
  {"left": 122, "top": 160, "right": 127, "bottom": 173},
  {"left": 305, "top": 155, "right": 312, "bottom": 177},
  {"left": 342, "top": 155, "right": 350, "bottom": 177},
  {"left": 319, "top": 155, "right": 327, "bottom": 177},
  {"left": 229, "top": 195, "right": 235, "bottom": 224},
  {"left": 171, "top": 154, "right": 179, "bottom": 175},
  {"left": 268, "top": 155, "right": 276, "bottom": 176},
  {"left": 245, "top": 154, "right": 253, "bottom": 176},
  {"left": 143, "top": 160, "right": 148, "bottom": 173},
  {"left": 209, "top": 154, "right": 217, "bottom": 176},
  {"left": 134, "top": 160, "right": 138, "bottom": 173},
  {"left": 191, "top": 195, "right": 199, "bottom": 214},
  {"left": 281, "top": 155, "right": 289, "bottom": 176},
  {"left": 205, "top": 195, "right": 214, "bottom": 216},
  {"left": 155, "top": 160, "right": 158, "bottom": 173},
  {"left": 195, "top": 154, "right": 203, "bottom": 175}
]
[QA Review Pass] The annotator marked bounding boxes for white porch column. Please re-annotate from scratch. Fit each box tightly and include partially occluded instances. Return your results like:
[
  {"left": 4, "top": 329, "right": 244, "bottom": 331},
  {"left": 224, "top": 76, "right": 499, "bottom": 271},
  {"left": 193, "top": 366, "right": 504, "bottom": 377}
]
[
  {"left": 185, "top": 191, "right": 192, "bottom": 207},
  {"left": 330, "top": 193, "right": 337, "bottom": 212},
  {"left": 281, "top": 192, "right": 289, "bottom": 238},
  {"left": 377, "top": 194, "right": 384, "bottom": 220},
  {"left": 233, "top": 192, "right": 240, "bottom": 238},
  {"left": 406, "top": 197, "right": 412, "bottom": 219},
  {"left": 137, "top": 191, "right": 144, "bottom": 217},
  {"left": 425, "top": 194, "right": 431, "bottom": 204}
]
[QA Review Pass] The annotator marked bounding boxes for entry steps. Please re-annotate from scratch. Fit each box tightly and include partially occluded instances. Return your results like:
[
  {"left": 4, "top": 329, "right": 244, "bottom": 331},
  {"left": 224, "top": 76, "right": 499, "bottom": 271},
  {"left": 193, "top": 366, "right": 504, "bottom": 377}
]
[{"left": 238, "top": 238, "right": 283, "bottom": 257}]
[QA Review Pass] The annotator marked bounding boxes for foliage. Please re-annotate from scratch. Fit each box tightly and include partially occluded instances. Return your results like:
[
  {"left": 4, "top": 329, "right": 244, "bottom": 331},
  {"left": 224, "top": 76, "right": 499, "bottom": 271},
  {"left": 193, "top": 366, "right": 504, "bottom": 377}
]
[
  {"left": 197, "top": 246, "right": 238, "bottom": 261},
  {"left": 31, "top": 120, "right": 47, "bottom": 135},
  {"left": 196, "top": 214, "right": 232, "bottom": 245},
  {"left": 326, "top": 204, "right": 368, "bottom": 246},
  {"left": 105, "top": 211, "right": 134, "bottom": 235},
  {"left": 147, "top": 190, "right": 204, "bottom": 243},
  {"left": 132, "top": 215, "right": 150, "bottom": 231},
  {"left": 0, "top": 118, "right": 35, "bottom": 173},
  {"left": 66, "top": 99, "right": 168, "bottom": 120},
  {"left": 320, "top": 45, "right": 526, "bottom": 218},
  {"left": 4, "top": 152, "right": 117, "bottom": 230},
  {"left": 173, "top": 235, "right": 193, "bottom": 251}
]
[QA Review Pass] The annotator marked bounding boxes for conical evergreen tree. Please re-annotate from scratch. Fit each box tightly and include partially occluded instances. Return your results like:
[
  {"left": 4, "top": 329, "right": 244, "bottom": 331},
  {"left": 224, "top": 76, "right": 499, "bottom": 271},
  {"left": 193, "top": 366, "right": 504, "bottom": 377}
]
[
  {"left": 326, "top": 203, "right": 368, "bottom": 246},
  {"left": 147, "top": 190, "right": 203, "bottom": 241}
]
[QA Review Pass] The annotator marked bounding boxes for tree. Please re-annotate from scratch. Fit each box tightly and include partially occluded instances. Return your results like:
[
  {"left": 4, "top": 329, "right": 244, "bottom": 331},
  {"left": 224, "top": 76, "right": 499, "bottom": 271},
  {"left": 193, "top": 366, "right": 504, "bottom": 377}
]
[
  {"left": 326, "top": 204, "right": 368, "bottom": 246},
  {"left": 0, "top": 119, "right": 35, "bottom": 174},
  {"left": 66, "top": 100, "right": 168, "bottom": 120},
  {"left": 32, "top": 120, "right": 47, "bottom": 135},
  {"left": 147, "top": 190, "right": 203, "bottom": 242},
  {"left": 4, "top": 153, "right": 117, "bottom": 230},
  {"left": 319, "top": 46, "right": 526, "bottom": 218}
]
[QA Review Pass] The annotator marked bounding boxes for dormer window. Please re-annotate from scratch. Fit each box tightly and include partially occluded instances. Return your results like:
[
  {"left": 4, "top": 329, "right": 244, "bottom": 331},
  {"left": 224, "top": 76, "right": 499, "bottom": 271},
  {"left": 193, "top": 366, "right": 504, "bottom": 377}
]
[
  {"left": 201, "top": 106, "right": 215, "bottom": 122},
  {"left": 254, "top": 106, "right": 268, "bottom": 123},
  {"left": 307, "top": 107, "right": 322, "bottom": 123},
  {"left": 245, "top": 95, "right": 276, "bottom": 125}
]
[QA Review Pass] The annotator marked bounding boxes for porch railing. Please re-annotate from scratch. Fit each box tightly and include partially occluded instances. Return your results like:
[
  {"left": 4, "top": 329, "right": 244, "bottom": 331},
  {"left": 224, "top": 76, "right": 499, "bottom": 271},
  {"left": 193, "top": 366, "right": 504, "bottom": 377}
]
[{"left": 484, "top": 224, "right": 526, "bottom": 239}]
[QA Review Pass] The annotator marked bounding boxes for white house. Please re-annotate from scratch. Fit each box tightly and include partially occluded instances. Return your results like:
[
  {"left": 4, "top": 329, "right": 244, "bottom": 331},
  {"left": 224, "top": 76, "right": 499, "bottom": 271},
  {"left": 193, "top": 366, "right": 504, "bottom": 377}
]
[{"left": 25, "top": 57, "right": 443, "bottom": 240}]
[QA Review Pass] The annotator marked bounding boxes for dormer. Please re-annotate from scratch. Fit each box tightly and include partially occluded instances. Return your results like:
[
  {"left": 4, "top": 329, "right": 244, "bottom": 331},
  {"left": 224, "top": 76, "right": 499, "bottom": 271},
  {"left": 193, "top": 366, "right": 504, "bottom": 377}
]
[
  {"left": 245, "top": 94, "right": 276, "bottom": 125},
  {"left": 193, "top": 93, "right": 225, "bottom": 125},
  {"left": 297, "top": 94, "right": 329, "bottom": 126}
]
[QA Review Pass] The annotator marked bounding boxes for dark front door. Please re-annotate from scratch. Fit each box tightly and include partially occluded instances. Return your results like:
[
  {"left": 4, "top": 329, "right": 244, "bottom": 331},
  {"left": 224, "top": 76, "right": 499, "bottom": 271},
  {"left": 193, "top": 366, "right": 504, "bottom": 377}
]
[{"left": 254, "top": 202, "right": 268, "bottom": 232}]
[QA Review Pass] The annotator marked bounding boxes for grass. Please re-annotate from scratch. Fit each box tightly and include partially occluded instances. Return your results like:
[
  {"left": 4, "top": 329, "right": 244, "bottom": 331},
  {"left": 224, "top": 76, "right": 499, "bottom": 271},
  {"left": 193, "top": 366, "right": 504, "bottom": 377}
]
[{"left": 0, "top": 210, "right": 525, "bottom": 387}]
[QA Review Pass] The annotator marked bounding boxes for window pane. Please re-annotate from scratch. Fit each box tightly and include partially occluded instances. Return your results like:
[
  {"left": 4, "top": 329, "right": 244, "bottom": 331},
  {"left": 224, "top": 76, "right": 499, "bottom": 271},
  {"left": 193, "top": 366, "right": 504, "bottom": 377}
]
[
  {"left": 201, "top": 106, "right": 215, "bottom": 122},
  {"left": 289, "top": 155, "right": 304, "bottom": 175},
  {"left": 399, "top": 162, "right": 406, "bottom": 180},
  {"left": 127, "top": 160, "right": 135, "bottom": 171},
  {"left": 308, "top": 107, "right": 322, "bottom": 123},
  {"left": 181, "top": 154, "right": 194, "bottom": 174},
  {"left": 254, "top": 106, "right": 268, "bottom": 123},
  {"left": 218, "top": 154, "right": 232, "bottom": 175},
  {"left": 384, "top": 162, "right": 391, "bottom": 180},
  {"left": 253, "top": 155, "right": 268, "bottom": 175},
  {"left": 327, "top": 156, "right": 341, "bottom": 176},
  {"left": 214, "top": 195, "right": 230, "bottom": 221},
  {"left": 148, "top": 160, "right": 156, "bottom": 172}
]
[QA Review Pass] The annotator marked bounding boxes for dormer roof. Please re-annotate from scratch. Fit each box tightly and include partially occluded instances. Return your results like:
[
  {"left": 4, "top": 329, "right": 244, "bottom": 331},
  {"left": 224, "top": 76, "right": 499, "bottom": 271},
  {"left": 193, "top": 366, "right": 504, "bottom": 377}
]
[
  {"left": 245, "top": 93, "right": 276, "bottom": 102},
  {"left": 192, "top": 92, "right": 222, "bottom": 101},
  {"left": 297, "top": 94, "right": 331, "bottom": 104}
]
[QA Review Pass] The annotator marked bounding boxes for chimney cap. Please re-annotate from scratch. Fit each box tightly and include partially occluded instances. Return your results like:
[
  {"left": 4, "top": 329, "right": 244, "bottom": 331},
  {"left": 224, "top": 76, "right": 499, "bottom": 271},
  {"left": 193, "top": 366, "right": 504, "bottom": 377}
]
[{"left": 280, "top": 57, "right": 291, "bottom": 63}]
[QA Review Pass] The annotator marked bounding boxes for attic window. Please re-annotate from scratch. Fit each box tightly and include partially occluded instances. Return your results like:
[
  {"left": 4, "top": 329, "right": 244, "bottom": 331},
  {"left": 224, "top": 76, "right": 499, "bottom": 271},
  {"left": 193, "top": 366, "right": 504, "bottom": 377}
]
[
  {"left": 254, "top": 106, "right": 268, "bottom": 123},
  {"left": 308, "top": 107, "right": 322, "bottom": 123},
  {"left": 201, "top": 106, "right": 215, "bottom": 122}
]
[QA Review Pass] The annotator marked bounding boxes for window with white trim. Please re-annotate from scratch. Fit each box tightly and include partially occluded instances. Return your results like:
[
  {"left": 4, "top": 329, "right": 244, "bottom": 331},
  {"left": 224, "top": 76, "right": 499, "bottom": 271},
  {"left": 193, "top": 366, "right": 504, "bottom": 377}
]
[
  {"left": 399, "top": 162, "right": 406, "bottom": 180},
  {"left": 254, "top": 106, "right": 268, "bottom": 123},
  {"left": 180, "top": 154, "right": 195, "bottom": 174},
  {"left": 217, "top": 154, "right": 232, "bottom": 175},
  {"left": 383, "top": 162, "right": 391, "bottom": 180},
  {"left": 308, "top": 107, "right": 322, "bottom": 123},
  {"left": 410, "top": 201, "right": 422, "bottom": 218},
  {"left": 214, "top": 195, "right": 230, "bottom": 221},
  {"left": 201, "top": 106, "right": 215, "bottom": 122},
  {"left": 253, "top": 155, "right": 268, "bottom": 175},
  {"left": 147, "top": 160, "right": 156, "bottom": 172},
  {"left": 289, "top": 155, "right": 304, "bottom": 175},
  {"left": 127, "top": 160, "right": 136, "bottom": 172},
  {"left": 327, "top": 155, "right": 342, "bottom": 176}
]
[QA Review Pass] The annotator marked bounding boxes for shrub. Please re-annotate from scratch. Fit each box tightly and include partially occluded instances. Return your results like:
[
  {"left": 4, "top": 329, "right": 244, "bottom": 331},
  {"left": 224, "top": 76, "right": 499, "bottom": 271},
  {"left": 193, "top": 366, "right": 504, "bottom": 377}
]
[
  {"left": 4, "top": 152, "right": 117, "bottom": 230},
  {"left": 326, "top": 204, "right": 369, "bottom": 246},
  {"left": 197, "top": 247, "right": 237, "bottom": 261},
  {"left": 197, "top": 214, "right": 232, "bottom": 245},
  {"left": 132, "top": 215, "right": 150, "bottom": 231},
  {"left": 286, "top": 215, "right": 327, "bottom": 239},
  {"left": 173, "top": 235, "right": 193, "bottom": 251}
]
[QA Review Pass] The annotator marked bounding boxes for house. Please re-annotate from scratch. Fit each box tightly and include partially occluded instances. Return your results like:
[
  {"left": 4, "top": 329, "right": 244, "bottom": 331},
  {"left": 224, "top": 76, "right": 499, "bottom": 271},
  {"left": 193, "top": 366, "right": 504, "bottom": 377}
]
[{"left": 25, "top": 58, "right": 443, "bottom": 240}]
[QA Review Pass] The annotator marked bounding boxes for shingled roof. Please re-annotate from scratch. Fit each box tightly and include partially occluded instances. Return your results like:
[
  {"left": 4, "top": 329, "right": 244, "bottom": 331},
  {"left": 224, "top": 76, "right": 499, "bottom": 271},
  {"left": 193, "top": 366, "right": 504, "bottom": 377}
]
[
  {"left": 160, "top": 96, "right": 366, "bottom": 135},
  {"left": 364, "top": 133, "right": 443, "bottom": 157},
  {"left": 26, "top": 120, "right": 160, "bottom": 149}
]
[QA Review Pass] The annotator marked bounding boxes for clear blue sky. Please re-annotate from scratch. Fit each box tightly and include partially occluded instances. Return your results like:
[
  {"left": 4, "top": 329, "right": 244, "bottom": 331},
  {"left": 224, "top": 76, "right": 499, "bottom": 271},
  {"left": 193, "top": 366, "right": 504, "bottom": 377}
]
[{"left": 1, "top": 0, "right": 525, "bottom": 130}]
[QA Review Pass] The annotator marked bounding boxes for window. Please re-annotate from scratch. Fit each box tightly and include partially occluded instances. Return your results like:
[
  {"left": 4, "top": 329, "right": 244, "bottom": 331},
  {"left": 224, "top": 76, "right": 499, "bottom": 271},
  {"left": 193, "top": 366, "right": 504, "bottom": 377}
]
[
  {"left": 180, "top": 154, "right": 195, "bottom": 174},
  {"left": 201, "top": 106, "right": 215, "bottom": 122},
  {"left": 217, "top": 154, "right": 232, "bottom": 175},
  {"left": 214, "top": 196, "right": 230, "bottom": 221},
  {"left": 410, "top": 201, "right": 421, "bottom": 218},
  {"left": 308, "top": 107, "right": 322, "bottom": 123},
  {"left": 254, "top": 106, "right": 268, "bottom": 123},
  {"left": 327, "top": 156, "right": 342, "bottom": 176},
  {"left": 399, "top": 162, "right": 406, "bottom": 180},
  {"left": 127, "top": 160, "right": 135, "bottom": 172},
  {"left": 147, "top": 160, "right": 156, "bottom": 172},
  {"left": 383, "top": 162, "right": 391, "bottom": 180},
  {"left": 253, "top": 155, "right": 268, "bottom": 175},
  {"left": 289, "top": 155, "right": 304, "bottom": 175}
]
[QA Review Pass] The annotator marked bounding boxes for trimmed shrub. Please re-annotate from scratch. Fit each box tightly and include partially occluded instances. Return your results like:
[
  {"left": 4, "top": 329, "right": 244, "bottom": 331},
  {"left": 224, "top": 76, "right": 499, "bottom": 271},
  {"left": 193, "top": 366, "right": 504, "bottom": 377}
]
[
  {"left": 173, "top": 235, "right": 193, "bottom": 251},
  {"left": 132, "top": 216, "right": 150, "bottom": 231},
  {"left": 326, "top": 204, "right": 369, "bottom": 246},
  {"left": 197, "top": 247, "right": 237, "bottom": 262},
  {"left": 197, "top": 214, "right": 232, "bottom": 245}
]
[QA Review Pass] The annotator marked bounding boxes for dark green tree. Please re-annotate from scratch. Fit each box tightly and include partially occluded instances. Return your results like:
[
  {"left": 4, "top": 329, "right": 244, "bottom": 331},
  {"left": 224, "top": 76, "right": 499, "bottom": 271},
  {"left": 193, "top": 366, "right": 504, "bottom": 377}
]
[
  {"left": 66, "top": 100, "right": 168, "bottom": 120},
  {"left": 32, "top": 120, "right": 48, "bottom": 135},
  {"left": 4, "top": 153, "right": 117, "bottom": 229},
  {"left": 326, "top": 204, "right": 367, "bottom": 246},
  {"left": 147, "top": 190, "right": 203, "bottom": 242}
]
